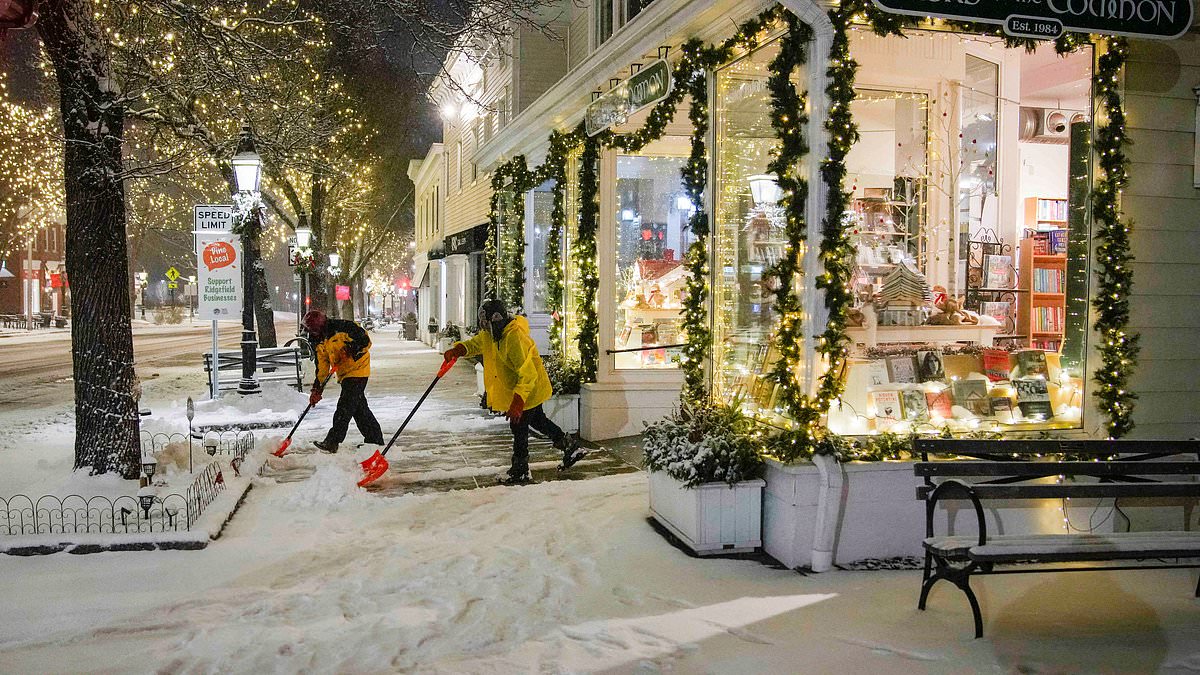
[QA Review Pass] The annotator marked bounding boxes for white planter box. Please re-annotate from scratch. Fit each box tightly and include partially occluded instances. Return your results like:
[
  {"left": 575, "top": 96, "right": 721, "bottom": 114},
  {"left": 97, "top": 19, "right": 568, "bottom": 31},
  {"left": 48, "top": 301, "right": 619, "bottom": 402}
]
[
  {"left": 763, "top": 457, "right": 1087, "bottom": 571},
  {"left": 648, "top": 471, "right": 764, "bottom": 555},
  {"left": 542, "top": 394, "right": 579, "bottom": 434},
  {"left": 475, "top": 362, "right": 485, "bottom": 397}
]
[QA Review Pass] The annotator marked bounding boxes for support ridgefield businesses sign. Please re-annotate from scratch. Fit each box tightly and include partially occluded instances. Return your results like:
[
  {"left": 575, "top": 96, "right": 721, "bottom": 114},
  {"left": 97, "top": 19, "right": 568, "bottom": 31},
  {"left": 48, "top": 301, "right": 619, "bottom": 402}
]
[{"left": 871, "top": 0, "right": 1192, "bottom": 39}]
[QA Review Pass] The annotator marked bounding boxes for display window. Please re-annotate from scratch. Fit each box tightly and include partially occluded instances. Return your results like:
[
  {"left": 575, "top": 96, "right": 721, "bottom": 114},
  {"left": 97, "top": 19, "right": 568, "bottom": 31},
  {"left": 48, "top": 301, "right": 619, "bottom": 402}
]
[
  {"left": 712, "top": 33, "right": 806, "bottom": 425},
  {"left": 828, "top": 30, "right": 1094, "bottom": 436},
  {"left": 526, "top": 181, "right": 554, "bottom": 315},
  {"left": 613, "top": 150, "right": 693, "bottom": 370},
  {"left": 562, "top": 148, "right": 583, "bottom": 362}
]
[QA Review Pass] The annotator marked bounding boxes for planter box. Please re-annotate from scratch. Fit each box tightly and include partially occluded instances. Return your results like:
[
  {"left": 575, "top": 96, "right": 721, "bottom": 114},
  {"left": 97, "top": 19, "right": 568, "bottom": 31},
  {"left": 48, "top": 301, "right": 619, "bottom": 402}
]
[
  {"left": 543, "top": 394, "right": 579, "bottom": 434},
  {"left": 648, "top": 471, "right": 764, "bottom": 555},
  {"left": 763, "top": 457, "right": 1087, "bottom": 571}
]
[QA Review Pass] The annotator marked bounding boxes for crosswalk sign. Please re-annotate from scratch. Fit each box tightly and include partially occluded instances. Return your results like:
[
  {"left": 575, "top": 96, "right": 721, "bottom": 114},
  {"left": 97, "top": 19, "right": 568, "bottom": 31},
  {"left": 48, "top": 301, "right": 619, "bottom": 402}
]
[{"left": 165, "top": 266, "right": 180, "bottom": 282}]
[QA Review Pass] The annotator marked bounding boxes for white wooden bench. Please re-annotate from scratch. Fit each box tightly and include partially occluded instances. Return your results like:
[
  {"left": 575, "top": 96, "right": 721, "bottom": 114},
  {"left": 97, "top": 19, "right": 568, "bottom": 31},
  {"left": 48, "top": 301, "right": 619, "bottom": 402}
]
[
  {"left": 202, "top": 346, "right": 303, "bottom": 397},
  {"left": 914, "top": 438, "right": 1200, "bottom": 637}
]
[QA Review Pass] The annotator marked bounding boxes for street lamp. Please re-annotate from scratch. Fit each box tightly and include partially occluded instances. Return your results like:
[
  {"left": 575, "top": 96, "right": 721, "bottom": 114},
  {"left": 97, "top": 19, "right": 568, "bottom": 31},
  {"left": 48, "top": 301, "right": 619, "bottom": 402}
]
[
  {"left": 294, "top": 214, "right": 312, "bottom": 331},
  {"left": 328, "top": 252, "right": 341, "bottom": 276},
  {"left": 137, "top": 270, "right": 148, "bottom": 319},
  {"left": 232, "top": 124, "right": 262, "bottom": 395}
]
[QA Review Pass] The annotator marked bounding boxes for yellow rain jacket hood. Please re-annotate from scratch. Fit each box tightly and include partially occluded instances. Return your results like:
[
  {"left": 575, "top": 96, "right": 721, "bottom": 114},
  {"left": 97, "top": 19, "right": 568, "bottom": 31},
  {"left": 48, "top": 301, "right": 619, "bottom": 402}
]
[
  {"left": 315, "top": 318, "right": 372, "bottom": 382},
  {"left": 455, "top": 315, "right": 552, "bottom": 412}
]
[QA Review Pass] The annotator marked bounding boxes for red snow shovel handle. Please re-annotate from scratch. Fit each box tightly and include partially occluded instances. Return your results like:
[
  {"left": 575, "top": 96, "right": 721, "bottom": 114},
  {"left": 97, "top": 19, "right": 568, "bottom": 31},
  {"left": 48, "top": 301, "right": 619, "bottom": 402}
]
[
  {"left": 379, "top": 357, "right": 456, "bottom": 459},
  {"left": 273, "top": 371, "right": 335, "bottom": 457}
]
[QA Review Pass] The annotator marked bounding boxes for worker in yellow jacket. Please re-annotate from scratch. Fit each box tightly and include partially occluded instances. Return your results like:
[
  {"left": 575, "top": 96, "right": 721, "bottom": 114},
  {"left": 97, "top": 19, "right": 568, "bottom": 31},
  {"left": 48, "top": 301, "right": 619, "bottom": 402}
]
[
  {"left": 304, "top": 310, "right": 384, "bottom": 453},
  {"left": 443, "top": 299, "right": 583, "bottom": 484}
]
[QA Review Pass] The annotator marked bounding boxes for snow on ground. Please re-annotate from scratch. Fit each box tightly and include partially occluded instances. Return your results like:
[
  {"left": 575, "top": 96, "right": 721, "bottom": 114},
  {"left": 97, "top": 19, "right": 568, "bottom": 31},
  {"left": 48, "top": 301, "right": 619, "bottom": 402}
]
[{"left": 2, "top": 470, "right": 1200, "bottom": 673}]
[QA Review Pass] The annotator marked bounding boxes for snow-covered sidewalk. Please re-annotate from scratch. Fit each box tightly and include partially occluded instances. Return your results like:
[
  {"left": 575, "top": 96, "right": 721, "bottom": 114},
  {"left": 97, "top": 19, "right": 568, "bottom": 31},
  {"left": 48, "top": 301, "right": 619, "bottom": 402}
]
[{"left": 2, "top": 470, "right": 1200, "bottom": 672}]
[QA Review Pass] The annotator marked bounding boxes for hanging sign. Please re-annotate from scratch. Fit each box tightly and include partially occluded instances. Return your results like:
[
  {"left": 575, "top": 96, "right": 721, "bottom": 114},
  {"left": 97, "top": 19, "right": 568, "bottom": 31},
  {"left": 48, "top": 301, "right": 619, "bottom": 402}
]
[
  {"left": 870, "top": 0, "right": 1191, "bottom": 39},
  {"left": 585, "top": 59, "right": 673, "bottom": 136},
  {"left": 197, "top": 235, "right": 242, "bottom": 320},
  {"left": 335, "top": 285, "right": 351, "bottom": 301}
]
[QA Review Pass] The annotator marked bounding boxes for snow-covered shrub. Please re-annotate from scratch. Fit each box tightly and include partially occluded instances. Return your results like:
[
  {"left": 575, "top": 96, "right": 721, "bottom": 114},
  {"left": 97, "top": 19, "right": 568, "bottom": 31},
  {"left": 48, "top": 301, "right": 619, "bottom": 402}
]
[
  {"left": 439, "top": 322, "right": 462, "bottom": 340},
  {"left": 643, "top": 399, "right": 764, "bottom": 488},
  {"left": 544, "top": 354, "right": 582, "bottom": 395}
]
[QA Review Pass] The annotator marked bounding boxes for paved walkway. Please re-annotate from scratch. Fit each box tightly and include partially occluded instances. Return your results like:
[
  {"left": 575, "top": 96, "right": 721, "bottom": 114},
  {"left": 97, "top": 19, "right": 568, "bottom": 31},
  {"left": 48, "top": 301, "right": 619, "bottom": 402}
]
[{"left": 265, "top": 334, "right": 640, "bottom": 494}]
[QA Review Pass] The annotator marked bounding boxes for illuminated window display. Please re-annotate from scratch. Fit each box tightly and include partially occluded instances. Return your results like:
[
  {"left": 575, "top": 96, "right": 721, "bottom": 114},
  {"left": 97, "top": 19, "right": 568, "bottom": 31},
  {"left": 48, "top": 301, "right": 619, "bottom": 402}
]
[
  {"left": 827, "top": 30, "right": 1094, "bottom": 436},
  {"left": 712, "top": 34, "right": 805, "bottom": 424},
  {"left": 561, "top": 148, "right": 582, "bottom": 362},
  {"left": 526, "top": 181, "right": 553, "bottom": 314},
  {"left": 613, "top": 152, "right": 692, "bottom": 370}
]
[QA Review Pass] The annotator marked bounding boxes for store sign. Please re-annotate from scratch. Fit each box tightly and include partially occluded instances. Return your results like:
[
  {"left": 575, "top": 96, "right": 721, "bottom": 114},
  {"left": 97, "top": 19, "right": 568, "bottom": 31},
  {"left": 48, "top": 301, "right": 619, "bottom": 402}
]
[
  {"left": 585, "top": 59, "right": 673, "bottom": 136},
  {"left": 197, "top": 235, "right": 242, "bottom": 320},
  {"left": 870, "top": 0, "right": 1192, "bottom": 39},
  {"left": 444, "top": 223, "right": 489, "bottom": 255},
  {"left": 335, "top": 285, "right": 351, "bottom": 301}
]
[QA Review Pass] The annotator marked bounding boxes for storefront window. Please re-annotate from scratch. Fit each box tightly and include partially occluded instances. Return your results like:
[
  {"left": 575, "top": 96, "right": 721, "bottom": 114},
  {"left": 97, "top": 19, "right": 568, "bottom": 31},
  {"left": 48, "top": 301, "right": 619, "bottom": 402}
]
[
  {"left": 526, "top": 181, "right": 554, "bottom": 315},
  {"left": 613, "top": 152, "right": 691, "bottom": 369},
  {"left": 828, "top": 30, "right": 1093, "bottom": 436},
  {"left": 712, "top": 33, "right": 803, "bottom": 424},
  {"left": 562, "top": 148, "right": 582, "bottom": 362},
  {"left": 493, "top": 189, "right": 522, "bottom": 310}
]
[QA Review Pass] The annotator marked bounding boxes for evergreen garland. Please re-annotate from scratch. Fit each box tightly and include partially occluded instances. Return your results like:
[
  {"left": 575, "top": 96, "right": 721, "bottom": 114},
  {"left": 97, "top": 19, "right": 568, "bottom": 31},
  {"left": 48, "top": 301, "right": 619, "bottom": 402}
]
[
  {"left": 679, "top": 45, "right": 712, "bottom": 401},
  {"left": 542, "top": 129, "right": 584, "bottom": 358},
  {"left": 1091, "top": 37, "right": 1139, "bottom": 438},
  {"left": 576, "top": 131, "right": 602, "bottom": 380}
]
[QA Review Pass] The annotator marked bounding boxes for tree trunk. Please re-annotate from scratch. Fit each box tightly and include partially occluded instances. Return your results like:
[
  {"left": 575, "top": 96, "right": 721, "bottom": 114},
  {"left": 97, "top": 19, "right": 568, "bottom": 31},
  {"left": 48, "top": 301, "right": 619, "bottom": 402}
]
[
  {"left": 309, "top": 170, "right": 330, "bottom": 311},
  {"left": 39, "top": 0, "right": 140, "bottom": 478}
]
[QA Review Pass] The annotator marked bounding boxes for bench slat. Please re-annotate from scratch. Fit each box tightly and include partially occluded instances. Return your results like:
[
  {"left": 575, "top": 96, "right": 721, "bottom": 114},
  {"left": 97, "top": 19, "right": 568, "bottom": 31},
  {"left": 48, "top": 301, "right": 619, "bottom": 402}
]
[
  {"left": 925, "top": 532, "right": 1200, "bottom": 563},
  {"left": 914, "top": 461, "right": 1200, "bottom": 477},
  {"left": 916, "top": 481, "right": 1200, "bottom": 500},
  {"left": 914, "top": 439, "right": 1200, "bottom": 457}
]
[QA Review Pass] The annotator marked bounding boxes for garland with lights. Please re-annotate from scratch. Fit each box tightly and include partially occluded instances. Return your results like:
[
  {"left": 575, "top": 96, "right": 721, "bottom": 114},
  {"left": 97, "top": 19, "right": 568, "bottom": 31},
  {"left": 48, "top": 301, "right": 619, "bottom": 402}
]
[
  {"left": 1090, "top": 37, "right": 1139, "bottom": 438},
  {"left": 542, "top": 129, "right": 585, "bottom": 359},
  {"left": 575, "top": 131, "right": 603, "bottom": 380}
]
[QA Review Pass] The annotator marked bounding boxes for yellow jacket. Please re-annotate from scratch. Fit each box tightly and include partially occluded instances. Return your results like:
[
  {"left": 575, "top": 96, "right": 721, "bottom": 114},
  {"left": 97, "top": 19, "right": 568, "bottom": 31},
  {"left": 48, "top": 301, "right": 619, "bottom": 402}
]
[
  {"left": 456, "top": 315, "right": 551, "bottom": 412},
  {"left": 315, "top": 318, "right": 372, "bottom": 383}
]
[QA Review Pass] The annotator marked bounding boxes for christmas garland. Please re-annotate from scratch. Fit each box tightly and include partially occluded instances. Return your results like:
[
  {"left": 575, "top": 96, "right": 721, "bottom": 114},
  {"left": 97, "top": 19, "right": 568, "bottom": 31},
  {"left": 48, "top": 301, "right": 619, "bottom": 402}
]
[
  {"left": 542, "top": 129, "right": 584, "bottom": 358},
  {"left": 1091, "top": 37, "right": 1139, "bottom": 438},
  {"left": 575, "top": 131, "right": 602, "bottom": 380}
]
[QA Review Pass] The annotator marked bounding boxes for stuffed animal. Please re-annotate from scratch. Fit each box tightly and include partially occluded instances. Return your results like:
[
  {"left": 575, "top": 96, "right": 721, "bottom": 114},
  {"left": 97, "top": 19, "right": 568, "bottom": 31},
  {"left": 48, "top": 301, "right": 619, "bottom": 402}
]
[{"left": 927, "top": 296, "right": 979, "bottom": 325}]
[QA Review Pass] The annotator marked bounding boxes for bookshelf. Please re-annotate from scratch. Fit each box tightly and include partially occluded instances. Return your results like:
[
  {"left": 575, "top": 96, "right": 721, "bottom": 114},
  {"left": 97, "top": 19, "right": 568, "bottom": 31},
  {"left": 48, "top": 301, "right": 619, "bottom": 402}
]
[
  {"left": 1024, "top": 197, "right": 1068, "bottom": 231},
  {"left": 1018, "top": 237, "right": 1067, "bottom": 351}
]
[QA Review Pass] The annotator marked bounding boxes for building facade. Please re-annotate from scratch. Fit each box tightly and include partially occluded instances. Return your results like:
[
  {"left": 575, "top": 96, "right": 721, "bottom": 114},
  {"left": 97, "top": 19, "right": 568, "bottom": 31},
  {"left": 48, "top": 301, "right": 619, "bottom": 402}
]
[
  {"left": 0, "top": 222, "right": 68, "bottom": 318},
  {"left": 421, "top": 0, "right": 1200, "bottom": 442}
]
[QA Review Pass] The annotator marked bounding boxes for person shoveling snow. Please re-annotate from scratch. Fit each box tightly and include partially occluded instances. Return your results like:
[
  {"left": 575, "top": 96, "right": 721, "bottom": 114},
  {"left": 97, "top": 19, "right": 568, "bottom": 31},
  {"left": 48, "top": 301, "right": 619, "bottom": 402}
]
[
  {"left": 303, "top": 310, "right": 385, "bottom": 453},
  {"left": 442, "top": 299, "right": 583, "bottom": 485}
]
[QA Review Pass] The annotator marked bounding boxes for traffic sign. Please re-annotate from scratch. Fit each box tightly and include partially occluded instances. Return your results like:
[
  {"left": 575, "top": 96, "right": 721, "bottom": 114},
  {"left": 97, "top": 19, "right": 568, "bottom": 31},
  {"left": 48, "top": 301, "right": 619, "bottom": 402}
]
[
  {"left": 193, "top": 205, "right": 234, "bottom": 234},
  {"left": 167, "top": 282, "right": 178, "bottom": 289},
  {"left": 165, "top": 266, "right": 180, "bottom": 282}
]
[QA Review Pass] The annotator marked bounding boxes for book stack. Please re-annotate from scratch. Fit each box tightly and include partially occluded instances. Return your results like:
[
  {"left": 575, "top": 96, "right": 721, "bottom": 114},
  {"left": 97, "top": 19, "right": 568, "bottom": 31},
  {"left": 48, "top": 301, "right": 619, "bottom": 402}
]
[
  {"left": 1049, "top": 229, "right": 1068, "bottom": 254},
  {"left": 1031, "top": 232, "right": 1051, "bottom": 255},
  {"left": 878, "top": 263, "right": 931, "bottom": 306},
  {"left": 1032, "top": 306, "right": 1064, "bottom": 333},
  {"left": 1037, "top": 199, "right": 1068, "bottom": 221},
  {"left": 1033, "top": 268, "right": 1064, "bottom": 293}
]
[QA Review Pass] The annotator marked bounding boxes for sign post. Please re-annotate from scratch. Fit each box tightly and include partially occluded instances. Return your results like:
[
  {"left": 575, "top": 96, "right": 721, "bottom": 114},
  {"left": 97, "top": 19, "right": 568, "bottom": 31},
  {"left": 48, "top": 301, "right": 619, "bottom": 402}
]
[{"left": 196, "top": 228, "right": 242, "bottom": 399}]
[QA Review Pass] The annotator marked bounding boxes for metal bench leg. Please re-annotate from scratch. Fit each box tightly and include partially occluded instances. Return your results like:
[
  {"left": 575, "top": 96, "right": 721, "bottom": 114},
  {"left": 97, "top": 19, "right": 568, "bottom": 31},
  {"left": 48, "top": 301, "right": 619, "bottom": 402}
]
[
  {"left": 1194, "top": 572, "right": 1200, "bottom": 598},
  {"left": 950, "top": 574, "right": 984, "bottom": 639},
  {"left": 918, "top": 554, "right": 945, "bottom": 610}
]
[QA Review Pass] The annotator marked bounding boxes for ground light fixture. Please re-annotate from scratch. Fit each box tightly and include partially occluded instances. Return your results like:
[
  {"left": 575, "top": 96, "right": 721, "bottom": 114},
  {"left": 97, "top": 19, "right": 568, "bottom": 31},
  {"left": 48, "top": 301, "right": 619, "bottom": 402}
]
[
  {"left": 137, "top": 486, "right": 157, "bottom": 520},
  {"left": 204, "top": 437, "right": 219, "bottom": 457},
  {"left": 141, "top": 456, "right": 157, "bottom": 482}
]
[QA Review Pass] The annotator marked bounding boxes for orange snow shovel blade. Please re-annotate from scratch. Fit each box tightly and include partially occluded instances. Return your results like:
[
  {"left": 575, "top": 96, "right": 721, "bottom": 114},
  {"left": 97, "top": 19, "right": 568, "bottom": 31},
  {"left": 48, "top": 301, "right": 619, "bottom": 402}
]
[
  {"left": 358, "top": 451, "right": 388, "bottom": 487},
  {"left": 357, "top": 357, "right": 456, "bottom": 488}
]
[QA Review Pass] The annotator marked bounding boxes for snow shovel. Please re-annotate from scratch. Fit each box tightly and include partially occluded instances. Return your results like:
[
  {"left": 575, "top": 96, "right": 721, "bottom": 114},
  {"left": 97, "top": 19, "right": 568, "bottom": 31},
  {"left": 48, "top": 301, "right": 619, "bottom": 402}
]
[
  {"left": 358, "top": 357, "right": 457, "bottom": 487},
  {"left": 272, "top": 371, "right": 335, "bottom": 458}
]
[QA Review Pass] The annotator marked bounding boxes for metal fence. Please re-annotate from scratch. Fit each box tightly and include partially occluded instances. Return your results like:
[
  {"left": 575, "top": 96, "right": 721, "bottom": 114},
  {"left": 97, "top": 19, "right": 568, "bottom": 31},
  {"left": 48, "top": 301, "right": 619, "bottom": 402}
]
[{"left": 1, "top": 430, "right": 257, "bottom": 537}]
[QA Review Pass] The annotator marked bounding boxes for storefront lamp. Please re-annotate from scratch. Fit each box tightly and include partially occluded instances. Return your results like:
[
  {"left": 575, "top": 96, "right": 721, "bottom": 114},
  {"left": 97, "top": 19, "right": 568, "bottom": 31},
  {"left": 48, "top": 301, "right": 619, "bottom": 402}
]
[
  {"left": 231, "top": 124, "right": 262, "bottom": 194},
  {"left": 748, "top": 174, "right": 782, "bottom": 206},
  {"left": 295, "top": 224, "right": 312, "bottom": 249}
]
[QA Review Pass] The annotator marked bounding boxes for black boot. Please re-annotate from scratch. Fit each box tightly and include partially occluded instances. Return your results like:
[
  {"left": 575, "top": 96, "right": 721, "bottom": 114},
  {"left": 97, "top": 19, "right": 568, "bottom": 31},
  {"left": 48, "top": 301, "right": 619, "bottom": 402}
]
[
  {"left": 558, "top": 436, "right": 587, "bottom": 470},
  {"left": 314, "top": 439, "right": 338, "bottom": 454},
  {"left": 497, "top": 472, "right": 533, "bottom": 486}
]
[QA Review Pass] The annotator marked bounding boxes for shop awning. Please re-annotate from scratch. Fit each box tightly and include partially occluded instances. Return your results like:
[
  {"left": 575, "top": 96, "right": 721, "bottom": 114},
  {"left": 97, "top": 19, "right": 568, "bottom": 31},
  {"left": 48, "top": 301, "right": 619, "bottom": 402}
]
[{"left": 415, "top": 261, "right": 430, "bottom": 289}]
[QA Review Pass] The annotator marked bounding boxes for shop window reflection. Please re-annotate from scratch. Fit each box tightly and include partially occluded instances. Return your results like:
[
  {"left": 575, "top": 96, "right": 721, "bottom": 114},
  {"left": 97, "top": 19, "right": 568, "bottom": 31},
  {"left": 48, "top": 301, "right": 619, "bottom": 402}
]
[{"left": 614, "top": 153, "right": 692, "bottom": 370}]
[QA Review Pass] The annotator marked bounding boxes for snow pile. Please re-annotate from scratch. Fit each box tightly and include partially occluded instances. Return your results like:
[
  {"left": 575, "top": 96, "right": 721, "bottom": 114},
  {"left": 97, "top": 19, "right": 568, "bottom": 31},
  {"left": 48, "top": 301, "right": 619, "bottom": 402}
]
[{"left": 270, "top": 460, "right": 374, "bottom": 510}]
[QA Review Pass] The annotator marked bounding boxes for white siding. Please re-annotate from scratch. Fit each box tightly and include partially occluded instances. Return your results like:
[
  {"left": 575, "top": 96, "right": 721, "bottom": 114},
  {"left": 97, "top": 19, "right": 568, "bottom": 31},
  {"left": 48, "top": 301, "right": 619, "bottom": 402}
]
[{"left": 1122, "top": 35, "right": 1200, "bottom": 439}]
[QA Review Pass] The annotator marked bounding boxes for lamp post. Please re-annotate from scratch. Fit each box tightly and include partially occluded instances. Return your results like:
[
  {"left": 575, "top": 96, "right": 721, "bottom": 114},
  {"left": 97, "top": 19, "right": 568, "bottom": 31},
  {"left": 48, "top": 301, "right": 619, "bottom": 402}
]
[
  {"left": 295, "top": 215, "right": 312, "bottom": 331},
  {"left": 137, "top": 270, "right": 148, "bottom": 319},
  {"left": 328, "top": 252, "right": 341, "bottom": 314},
  {"left": 231, "top": 124, "right": 262, "bottom": 396}
]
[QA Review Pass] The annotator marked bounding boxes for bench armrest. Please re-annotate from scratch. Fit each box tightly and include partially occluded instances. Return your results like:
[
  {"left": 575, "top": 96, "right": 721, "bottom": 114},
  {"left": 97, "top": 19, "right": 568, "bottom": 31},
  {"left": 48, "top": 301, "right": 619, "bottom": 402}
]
[{"left": 926, "top": 479, "right": 987, "bottom": 547}]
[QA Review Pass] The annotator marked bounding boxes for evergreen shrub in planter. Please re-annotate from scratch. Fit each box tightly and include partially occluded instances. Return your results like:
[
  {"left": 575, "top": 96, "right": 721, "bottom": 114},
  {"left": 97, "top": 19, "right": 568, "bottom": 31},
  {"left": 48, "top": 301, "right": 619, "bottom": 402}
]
[
  {"left": 543, "top": 354, "right": 582, "bottom": 433},
  {"left": 644, "top": 400, "right": 766, "bottom": 555}
]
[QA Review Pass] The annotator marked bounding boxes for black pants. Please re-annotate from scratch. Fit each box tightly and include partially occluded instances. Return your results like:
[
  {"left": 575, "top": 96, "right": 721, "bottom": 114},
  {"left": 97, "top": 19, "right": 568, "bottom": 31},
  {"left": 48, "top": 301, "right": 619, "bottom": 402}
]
[
  {"left": 509, "top": 404, "right": 566, "bottom": 478},
  {"left": 325, "top": 377, "right": 385, "bottom": 445}
]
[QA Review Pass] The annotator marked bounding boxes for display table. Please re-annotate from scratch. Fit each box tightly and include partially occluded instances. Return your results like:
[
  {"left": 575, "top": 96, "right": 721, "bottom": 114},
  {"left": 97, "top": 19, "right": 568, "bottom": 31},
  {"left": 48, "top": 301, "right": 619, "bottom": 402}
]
[{"left": 846, "top": 323, "right": 999, "bottom": 347}]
